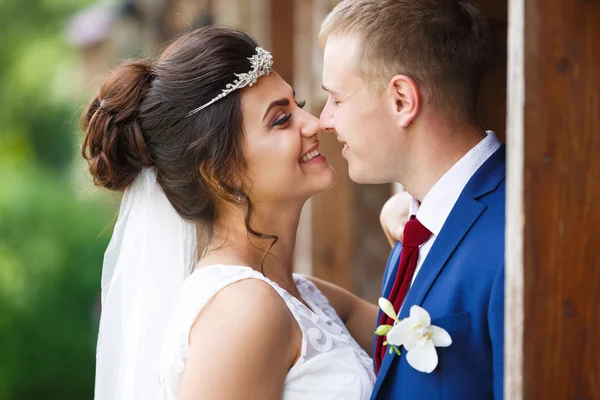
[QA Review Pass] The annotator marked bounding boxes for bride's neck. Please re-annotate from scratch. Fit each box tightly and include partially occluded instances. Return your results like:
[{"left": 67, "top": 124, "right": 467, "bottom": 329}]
[{"left": 201, "top": 201, "right": 303, "bottom": 290}]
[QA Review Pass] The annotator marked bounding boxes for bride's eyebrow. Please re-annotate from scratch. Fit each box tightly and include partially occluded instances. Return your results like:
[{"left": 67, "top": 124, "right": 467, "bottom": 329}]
[
  {"left": 262, "top": 89, "right": 296, "bottom": 122},
  {"left": 262, "top": 98, "right": 290, "bottom": 121}
]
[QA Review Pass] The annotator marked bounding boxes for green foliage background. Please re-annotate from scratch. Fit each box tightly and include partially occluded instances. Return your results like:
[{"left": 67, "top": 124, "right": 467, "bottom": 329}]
[{"left": 0, "top": 0, "right": 115, "bottom": 398}]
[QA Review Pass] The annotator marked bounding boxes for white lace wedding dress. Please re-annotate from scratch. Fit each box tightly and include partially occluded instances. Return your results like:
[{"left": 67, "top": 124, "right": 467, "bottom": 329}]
[{"left": 159, "top": 265, "right": 375, "bottom": 399}]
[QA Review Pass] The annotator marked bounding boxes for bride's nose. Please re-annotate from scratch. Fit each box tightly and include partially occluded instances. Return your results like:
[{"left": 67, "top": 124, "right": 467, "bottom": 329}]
[{"left": 300, "top": 112, "right": 321, "bottom": 138}]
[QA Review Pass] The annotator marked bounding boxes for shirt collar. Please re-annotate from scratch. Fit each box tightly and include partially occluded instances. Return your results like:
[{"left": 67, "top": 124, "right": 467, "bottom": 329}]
[{"left": 410, "top": 131, "right": 501, "bottom": 236}]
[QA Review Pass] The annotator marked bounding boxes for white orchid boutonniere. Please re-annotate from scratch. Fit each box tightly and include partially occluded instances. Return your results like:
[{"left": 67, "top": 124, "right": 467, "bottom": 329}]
[{"left": 375, "top": 298, "right": 452, "bottom": 373}]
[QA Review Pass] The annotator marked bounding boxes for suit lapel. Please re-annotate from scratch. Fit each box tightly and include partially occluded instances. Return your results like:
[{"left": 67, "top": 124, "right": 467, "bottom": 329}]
[
  {"left": 371, "top": 342, "right": 397, "bottom": 397},
  {"left": 382, "top": 242, "right": 403, "bottom": 297},
  {"left": 399, "top": 196, "right": 486, "bottom": 318},
  {"left": 372, "top": 242, "right": 403, "bottom": 357},
  {"left": 399, "top": 145, "right": 506, "bottom": 318},
  {"left": 370, "top": 195, "right": 485, "bottom": 400}
]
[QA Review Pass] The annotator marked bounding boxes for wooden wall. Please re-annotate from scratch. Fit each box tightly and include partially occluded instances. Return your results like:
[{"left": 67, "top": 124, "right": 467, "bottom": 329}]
[{"left": 507, "top": 0, "right": 600, "bottom": 398}]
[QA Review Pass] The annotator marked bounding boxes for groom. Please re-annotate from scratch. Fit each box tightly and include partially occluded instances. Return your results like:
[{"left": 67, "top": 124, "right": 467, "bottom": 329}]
[{"left": 319, "top": 1, "right": 504, "bottom": 399}]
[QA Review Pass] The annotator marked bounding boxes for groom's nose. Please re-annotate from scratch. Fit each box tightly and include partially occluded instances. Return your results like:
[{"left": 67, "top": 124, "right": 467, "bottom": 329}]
[{"left": 319, "top": 97, "right": 336, "bottom": 133}]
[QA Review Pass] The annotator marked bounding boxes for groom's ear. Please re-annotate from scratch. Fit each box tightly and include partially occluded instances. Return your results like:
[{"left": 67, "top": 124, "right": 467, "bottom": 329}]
[{"left": 389, "top": 75, "right": 420, "bottom": 128}]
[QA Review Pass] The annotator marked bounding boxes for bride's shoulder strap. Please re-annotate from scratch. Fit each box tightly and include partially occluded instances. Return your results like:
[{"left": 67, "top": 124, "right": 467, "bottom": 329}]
[
  {"left": 178, "top": 265, "right": 277, "bottom": 316},
  {"left": 164, "top": 265, "right": 296, "bottom": 344}
]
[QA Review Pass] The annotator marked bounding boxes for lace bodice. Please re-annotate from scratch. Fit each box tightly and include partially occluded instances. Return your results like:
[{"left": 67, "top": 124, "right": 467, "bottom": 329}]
[{"left": 159, "top": 265, "right": 375, "bottom": 399}]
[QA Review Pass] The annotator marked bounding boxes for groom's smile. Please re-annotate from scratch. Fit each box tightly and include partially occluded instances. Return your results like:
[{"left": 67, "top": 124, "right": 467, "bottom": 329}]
[{"left": 340, "top": 140, "right": 350, "bottom": 157}]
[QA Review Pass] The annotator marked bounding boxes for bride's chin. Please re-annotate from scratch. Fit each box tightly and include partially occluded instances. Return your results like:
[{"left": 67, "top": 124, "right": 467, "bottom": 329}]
[{"left": 309, "top": 170, "right": 338, "bottom": 195}]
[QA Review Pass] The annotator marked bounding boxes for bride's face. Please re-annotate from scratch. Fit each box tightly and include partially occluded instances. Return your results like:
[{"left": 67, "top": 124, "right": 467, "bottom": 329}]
[{"left": 240, "top": 72, "right": 336, "bottom": 205}]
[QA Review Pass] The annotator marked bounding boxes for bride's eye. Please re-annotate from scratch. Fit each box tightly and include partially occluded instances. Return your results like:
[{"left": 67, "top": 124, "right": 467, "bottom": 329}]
[
  {"left": 272, "top": 113, "right": 292, "bottom": 127},
  {"left": 270, "top": 100, "right": 305, "bottom": 128}
]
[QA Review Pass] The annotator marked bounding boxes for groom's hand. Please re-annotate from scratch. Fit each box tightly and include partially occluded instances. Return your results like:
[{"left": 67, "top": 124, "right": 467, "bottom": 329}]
[{"left": 380, "top": 191, "right": 412, "bottom": 247}]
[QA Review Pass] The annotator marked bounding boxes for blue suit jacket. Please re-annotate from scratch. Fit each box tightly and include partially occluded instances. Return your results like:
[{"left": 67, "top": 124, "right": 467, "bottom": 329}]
[{"left": 371, "top": 146, "right": 505, "bottom": 400}]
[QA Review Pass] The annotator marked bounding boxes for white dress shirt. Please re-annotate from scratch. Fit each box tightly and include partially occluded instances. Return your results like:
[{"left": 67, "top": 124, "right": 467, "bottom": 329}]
[{"left": 409, "top": 130, "right": 501, "bottom": 286}]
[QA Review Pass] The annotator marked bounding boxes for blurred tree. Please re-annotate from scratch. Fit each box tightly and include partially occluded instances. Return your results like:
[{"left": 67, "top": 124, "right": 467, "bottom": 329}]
[
  {"left": 0, "top": 0, "right": 96, "bottom": 172},
  {"left": 0, "top": 166, "right": 113, "bottom": 399},
  {"left": 0, "top": 0, "right": 214, "bottom": 397},
  {"left": 0, "top": 0, "right": 115, "bottom": 398}
]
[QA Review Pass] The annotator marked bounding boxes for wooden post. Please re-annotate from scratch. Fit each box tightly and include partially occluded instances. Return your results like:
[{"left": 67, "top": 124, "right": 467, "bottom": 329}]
[
  {"left": 507, "top": 0, "right": 600, "bottom": 398},
  {"left": 505, "top": 0, "right": 524, "bottom": 397},
  {"left": 477, "top": 1, "right": 508, "bottom": 142},
  {"left": 292, "top": 0, "right": 325, "bottom": 276},
  {"left": 270, "top": 0, "right": 295, "bottom": 85},
  {"left": 212, "top": 0, "right": 241, "bottom": 26},
  {"left": 244, "top": 0, "right": 272, "bottom": 51}
]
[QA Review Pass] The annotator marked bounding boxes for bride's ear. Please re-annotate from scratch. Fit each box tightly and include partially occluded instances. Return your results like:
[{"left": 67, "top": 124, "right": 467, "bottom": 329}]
[
  {"left": 389, "top": 75, "right": 420, "bottom": 128},
  {"left": 199, "top": 161, "right": 248, "bottom": 204}
]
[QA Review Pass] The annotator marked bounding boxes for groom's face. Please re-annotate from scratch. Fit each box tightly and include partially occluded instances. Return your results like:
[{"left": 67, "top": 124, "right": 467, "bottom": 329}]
[{"left": 320, "top": 36, "right": 404, "bottom": 184}]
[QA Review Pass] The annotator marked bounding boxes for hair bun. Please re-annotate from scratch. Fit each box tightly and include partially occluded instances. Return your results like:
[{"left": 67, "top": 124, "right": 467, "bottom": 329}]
[{"left": 81, "top": 60, "right": 155, "bottom": 191}]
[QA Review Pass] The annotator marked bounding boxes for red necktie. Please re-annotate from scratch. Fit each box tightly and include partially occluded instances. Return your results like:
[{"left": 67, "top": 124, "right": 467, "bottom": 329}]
[{"left": 374, "top": 216, "right": 432, "bottom": 374}]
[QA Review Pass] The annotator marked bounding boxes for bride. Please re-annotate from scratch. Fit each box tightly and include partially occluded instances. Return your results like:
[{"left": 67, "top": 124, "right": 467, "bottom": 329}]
[{"left": 82, "top": 26, "right": 404, "bottom": 400}]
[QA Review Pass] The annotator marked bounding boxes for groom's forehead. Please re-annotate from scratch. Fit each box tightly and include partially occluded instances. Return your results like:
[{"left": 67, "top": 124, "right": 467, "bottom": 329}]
[
  {"left": 324, "top": 35, "right": 360, "bottom": 64},
  {"left": 323, "top": 36, "right": 361, "bottom": 81}
]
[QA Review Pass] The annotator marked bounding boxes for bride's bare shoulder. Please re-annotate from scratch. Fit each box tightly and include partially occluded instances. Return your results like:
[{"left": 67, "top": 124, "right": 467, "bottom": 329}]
[
  {"left": 181, "top": 278, "right": 298, "bottom": 398},
  {"left": 193, "top": 277, "right": 293, "bottom": 331}
]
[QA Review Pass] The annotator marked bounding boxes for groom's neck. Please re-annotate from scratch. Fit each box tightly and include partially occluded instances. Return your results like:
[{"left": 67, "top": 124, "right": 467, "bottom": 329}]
[{"left": 404, "top": 119, "right": 486, "bottom": 202}]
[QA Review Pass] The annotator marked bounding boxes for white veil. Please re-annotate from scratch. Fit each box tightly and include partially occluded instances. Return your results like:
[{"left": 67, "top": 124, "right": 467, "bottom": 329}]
[{"left": 94, "top": 168, "right": 197, "bottom": 399}]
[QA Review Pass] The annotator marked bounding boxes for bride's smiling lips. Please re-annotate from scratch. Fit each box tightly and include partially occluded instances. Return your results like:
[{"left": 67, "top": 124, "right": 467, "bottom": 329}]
[{"left": 299, "top": 143, "right": 327, "bottom": 165}]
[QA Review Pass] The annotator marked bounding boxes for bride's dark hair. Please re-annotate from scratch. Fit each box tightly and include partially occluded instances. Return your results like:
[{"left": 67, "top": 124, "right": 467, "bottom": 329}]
[{"left": 81, "top": 26, "right": 276, "bottom": 247}]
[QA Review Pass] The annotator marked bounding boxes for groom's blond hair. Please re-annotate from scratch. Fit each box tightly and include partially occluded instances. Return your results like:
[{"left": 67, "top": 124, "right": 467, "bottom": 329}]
[{"left": 319, "top": 0, "right": 491, "bottom": 120}]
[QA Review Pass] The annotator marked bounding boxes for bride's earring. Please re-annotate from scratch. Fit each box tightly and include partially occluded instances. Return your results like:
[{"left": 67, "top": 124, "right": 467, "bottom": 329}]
[{"left": 233, "top": 189, "right": 244, "bottom": 205}]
